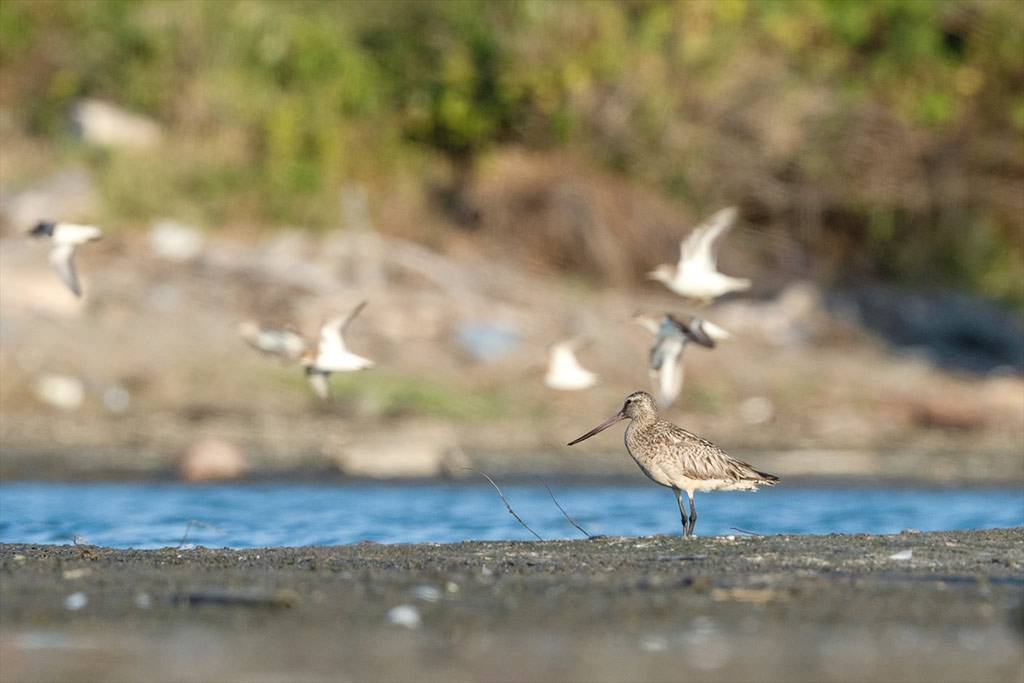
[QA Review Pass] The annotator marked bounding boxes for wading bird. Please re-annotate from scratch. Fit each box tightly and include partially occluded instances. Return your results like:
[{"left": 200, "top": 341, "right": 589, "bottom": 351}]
[
  {"left": 544, "top": 339, "right": 598, "bottom": 391},
  {"left": 27, "top": 221, "right": 103, "bottom": 297},
  {"left": 635, "top": 314, "right": 731, "bottom": 409},
  {"left": 568, "top": 391, "right": 777, "bottom": 536},
  {"left": 647, "top": 207, "right": 750, "bottom": 302},
  {"left": 301, "top": 301, "right": 375, "bottom": 399}
]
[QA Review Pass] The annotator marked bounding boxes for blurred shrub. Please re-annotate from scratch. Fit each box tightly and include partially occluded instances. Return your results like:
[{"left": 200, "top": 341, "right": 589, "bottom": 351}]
[{"left": 0, "top": 0, "right": 1021, "bottom": 306}]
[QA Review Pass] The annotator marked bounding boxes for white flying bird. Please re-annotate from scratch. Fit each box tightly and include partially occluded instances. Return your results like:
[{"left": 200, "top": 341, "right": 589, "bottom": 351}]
[
  {"left": 544, "top": 339, "right": 598, "bottom": 391},
  {"left": 238, "top": 322, "right": 308, "bottom": 362},
  {"left": 301, "top": 301, "right": 375, "bottom": 399},
  {"left": 647, "top": 207, "right": 750, "bottom": 302},
  {"left": 28, "top": 221, "right": 102, "bottom": 297},
  {"left": 635, "top": 313, "right": 731, "bottom": 409}
]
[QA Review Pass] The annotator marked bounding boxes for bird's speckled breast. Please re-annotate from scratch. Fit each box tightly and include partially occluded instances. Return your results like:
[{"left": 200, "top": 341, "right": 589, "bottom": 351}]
[{"left": 623, "top": 420, "right": 676, "bottom": 489}]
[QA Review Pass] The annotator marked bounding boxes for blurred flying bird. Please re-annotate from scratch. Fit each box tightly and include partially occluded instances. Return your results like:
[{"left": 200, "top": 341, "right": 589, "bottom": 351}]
[
  {"left": 27, "top": 221, "right": 102, "bottom": 297},
  {"left": 635, "top": 313, "right": 731, "bottom": 409},
  {"left": 647, "top": 207, "right": 750, "bottom": 302},
  {"left": 544, "top": 339, "right": 598, "bottom": 391},
  {"left": 238, "top": 322, "right": 308, "bottom": 362},
  {"left": 301, "top": 301, "right": 375, "bottom": 399},
  {"left": 568, "top": 391, "right": 778, "bottom": 536}
]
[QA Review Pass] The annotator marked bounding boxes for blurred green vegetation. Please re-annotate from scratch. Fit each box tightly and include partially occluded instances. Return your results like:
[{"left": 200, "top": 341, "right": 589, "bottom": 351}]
[
  {"left": 272, "top": 368, "right": 517, "bottom": 422},
  {"left": 1, "top": 0, "right": 1021, "bottom": 306}
]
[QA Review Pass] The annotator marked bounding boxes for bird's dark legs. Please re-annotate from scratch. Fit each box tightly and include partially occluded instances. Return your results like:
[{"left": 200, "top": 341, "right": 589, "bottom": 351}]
[
  {"left": 686, "top": 492, "right": 697, "bottom": 536},
  {"left": 673, "top": 490, "right": 688, "bottom": 535}
]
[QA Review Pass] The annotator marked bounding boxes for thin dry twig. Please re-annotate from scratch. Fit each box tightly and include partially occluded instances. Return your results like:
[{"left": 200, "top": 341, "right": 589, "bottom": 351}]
[
  {"left": 177, "top": 519, "right": 225, "bottom": 549},
  {"left": 730, "top": 527, "right": 762, "bottom": 536},
  {"left": 466, "top": 468, "right": 543, "bottom": 541},
  {"left": 544, "top": 483, "right": 591, "bottom": 539}
]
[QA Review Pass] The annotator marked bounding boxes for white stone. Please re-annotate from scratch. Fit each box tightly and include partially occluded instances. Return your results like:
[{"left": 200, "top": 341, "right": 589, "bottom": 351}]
[
  {"left": 739, "top": 396, "right": 775, "bottom": 425},
  {"left": 387, "top": 604, "right": 421, "bottom": 629},
  {"left": 33, "top": 374, "right": 84, "bottom": 411},
  {"left": 149, "top": 220, "right": 204, "bottom": 262},
  {"left": 410, "top": 585, "right": 442, "bottom": 603},
  {"left": 72, "top": 99, "right": 162, "bottom": 149},
  {"left": 64, "top": 592, "right": 88, "bottom": 611}
]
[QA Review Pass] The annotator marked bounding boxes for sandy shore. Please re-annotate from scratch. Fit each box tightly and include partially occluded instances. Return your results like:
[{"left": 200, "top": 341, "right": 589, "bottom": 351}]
[{"left": 2, "top": 529, "right": 1022, "bottom": 682}]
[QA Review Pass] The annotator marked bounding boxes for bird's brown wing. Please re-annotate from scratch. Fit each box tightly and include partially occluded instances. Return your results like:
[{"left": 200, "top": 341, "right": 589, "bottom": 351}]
[{"left": 663, "top": 422, "right": 777, "bottom": 484}]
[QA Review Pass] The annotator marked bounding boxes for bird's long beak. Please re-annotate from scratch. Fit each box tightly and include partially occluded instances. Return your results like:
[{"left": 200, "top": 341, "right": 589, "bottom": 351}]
[{"left": 567, "top": 410, "right": 626, "bottom": 446}]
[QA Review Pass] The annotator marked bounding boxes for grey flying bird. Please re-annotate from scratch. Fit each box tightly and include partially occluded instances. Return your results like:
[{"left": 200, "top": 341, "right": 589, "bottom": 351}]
[{"left": 635, "top": 313, "right": 731, "bottom": 409}]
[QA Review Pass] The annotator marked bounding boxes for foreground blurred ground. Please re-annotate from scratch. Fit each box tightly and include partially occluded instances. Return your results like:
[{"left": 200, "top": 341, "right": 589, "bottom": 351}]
[
  {"left": 2, "top": 529, "right": 1022, "bottom": 683},
  {"left": 0, "top": 195, "right": 1021, "bottom": 483}
]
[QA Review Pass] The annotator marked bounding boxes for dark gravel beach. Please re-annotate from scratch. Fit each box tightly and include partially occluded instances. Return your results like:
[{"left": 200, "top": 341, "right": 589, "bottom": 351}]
[{"left": 2, "top": 529, "right": 1022, "bottom": 682}]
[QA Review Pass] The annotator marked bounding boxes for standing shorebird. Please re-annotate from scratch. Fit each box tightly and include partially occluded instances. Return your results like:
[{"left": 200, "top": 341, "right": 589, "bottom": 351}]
[
  {"left": 27, "top": 221, "right": 103, "bottom": 297},
  {"left": 647, "top": 207, "right": 750, "bottom": 303},
  {"left": 544, "top": 339, "right": 598, "bottom": 391},
  {"left": 301, "top": 300, "right": 375, "bottom": 399},
  {"left": 635, "top": 313, "right": 732, "bottom": 409},
  {"left": 568, "top": 391, "right": 777, "bottom": 536}
]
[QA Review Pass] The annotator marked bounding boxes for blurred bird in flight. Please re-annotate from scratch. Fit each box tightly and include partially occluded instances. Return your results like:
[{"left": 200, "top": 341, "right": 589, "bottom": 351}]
[
  {"left": 635, "top": 313, "right": 731, "bottom": 409},
  {"left": 301, "top": 300, "right": 375, "bottom": 399},
  {"left": 27, "top": 221, "right": 102, "bottom": 297},
  {"left": 238, "top": 322, "right": 308, "bottom": 362},
  {"left": 544, "top": 339, "right": 598, "bottom": 391},
  {"left": 647, "top": 207, "right": 750, "bottom": 302}
]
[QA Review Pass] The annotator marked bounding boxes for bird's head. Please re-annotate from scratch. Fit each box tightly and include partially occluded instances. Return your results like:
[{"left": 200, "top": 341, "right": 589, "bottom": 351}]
[
  {"left": 567, "top": 391, "right": 658, "bottom": 446},
  {"left": 621, "top": 391, "right": 658, "bottom": 418},
  {"left": 28, "top": 221, "right": 56, "bottom": 238}
]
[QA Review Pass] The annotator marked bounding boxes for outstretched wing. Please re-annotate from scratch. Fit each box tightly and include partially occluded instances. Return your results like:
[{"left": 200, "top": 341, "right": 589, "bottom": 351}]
[
  {"left": 49, "top": 244, "right": 81, "bottom": 297},
  {"left": 678, "top": 207, "right": 738, "bottom": 273},
  {"left": 340, "top": 300, "right": 368, "bottom": 334},
  {"left": 319, "top": 300, "right": 368, "bottom": 354},
  {"left": 693, "top": 318, "right": 731, "bottom": 343},
  {"left": 650, "top": 335, "right": 685, "bottom": 408},
  {"left": 665, "top": 315, "right": 714, "bottom": 348}
]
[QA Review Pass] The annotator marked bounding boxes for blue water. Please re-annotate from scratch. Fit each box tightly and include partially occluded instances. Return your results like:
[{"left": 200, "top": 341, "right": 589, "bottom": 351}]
[{"left": 0, "top": 483, "right": 1021, "bottom": 549}]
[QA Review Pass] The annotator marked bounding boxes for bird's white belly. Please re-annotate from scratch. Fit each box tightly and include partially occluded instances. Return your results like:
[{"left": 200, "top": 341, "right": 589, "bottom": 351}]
[
  {"left": 677, "top": 477, "right": 760, "bottom": 494},
  {"left": 634, "top": 460, "right": 677, "bottom": 489},
  {"left": 316, "top": 351, "right": 372, "bottom": 372},
  {"left": 671, "top": 272, "right": 738, "bottom": 299}
]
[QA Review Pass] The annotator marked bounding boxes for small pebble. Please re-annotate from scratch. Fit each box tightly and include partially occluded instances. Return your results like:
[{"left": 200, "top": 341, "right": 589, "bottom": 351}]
[
  {"left": 411, "top": 585, "right": 442, "bottom": 603},
  {"left": 445, "top": 581, "right": 460, "bottom": 594},
  {"left": 888, "top": 549, "right": 913, "bottom": 561},
  {"left": 134, "top": 592, "right": 152, "bottom": 609},
  {"left": 387, "top": 604, "right": 421, "bottom": 629},
  {"left": 64, "top": 592, "right": 88, "bottom": 611},
  {"left": 62, "top": 568, "right": 91, "bottom": 580},
  {"left": 639, "top": 635, "right": 668, "bottom": 652}
]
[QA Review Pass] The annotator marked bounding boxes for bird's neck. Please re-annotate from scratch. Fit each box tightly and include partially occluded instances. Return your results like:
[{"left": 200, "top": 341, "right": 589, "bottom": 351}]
[{"left": 630, "top": 412, "right": 657, "bottom": 428}]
